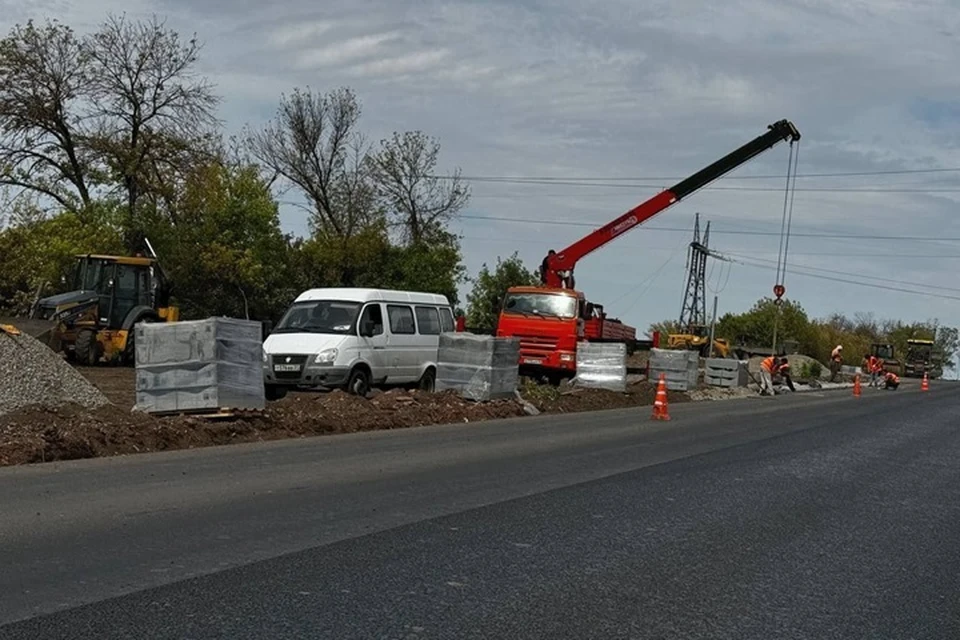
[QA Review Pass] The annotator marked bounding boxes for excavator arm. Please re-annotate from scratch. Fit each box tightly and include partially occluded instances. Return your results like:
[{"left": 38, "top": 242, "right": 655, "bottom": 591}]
[{"left": 541, "top": 119, "right": 801, "bottom": 288}]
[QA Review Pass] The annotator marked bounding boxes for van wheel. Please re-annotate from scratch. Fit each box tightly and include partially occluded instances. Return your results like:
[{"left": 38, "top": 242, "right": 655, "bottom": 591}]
[
  {"left": 418, "top": 367, "right": 436, "bottom": 393},
  {"left": 346, "top": 367, "right": 370, "bottom": 397}
]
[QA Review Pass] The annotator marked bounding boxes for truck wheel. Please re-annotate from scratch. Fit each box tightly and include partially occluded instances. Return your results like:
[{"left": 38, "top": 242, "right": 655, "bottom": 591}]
[
  {"left": 346, "top": 367, "right": 371, "bottom": 397},
  {"left": 75, "top": 330, "right": 99, "bottom": 366},
  {"left": 265, "top": 384, "right": 287, "bottom": 401}
]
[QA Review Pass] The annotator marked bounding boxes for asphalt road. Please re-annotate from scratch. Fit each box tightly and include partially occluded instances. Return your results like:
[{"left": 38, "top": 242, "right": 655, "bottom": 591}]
[{"left": 2, "top": 380, "right": 958, "bottom": 638}]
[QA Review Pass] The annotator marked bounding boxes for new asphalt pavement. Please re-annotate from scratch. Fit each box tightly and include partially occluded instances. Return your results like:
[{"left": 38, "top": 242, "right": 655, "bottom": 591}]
[{"left": 1, "top": 379, "right": 957, "bottom": 638}]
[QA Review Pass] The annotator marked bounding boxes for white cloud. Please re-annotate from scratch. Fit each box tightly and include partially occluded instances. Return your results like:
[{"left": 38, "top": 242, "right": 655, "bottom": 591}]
[
  {"left": 294, "top": 31, "right": 401, "bottom": 69},
  {"left": 6, "top": 0, "right": 960, "bottom": 335}
]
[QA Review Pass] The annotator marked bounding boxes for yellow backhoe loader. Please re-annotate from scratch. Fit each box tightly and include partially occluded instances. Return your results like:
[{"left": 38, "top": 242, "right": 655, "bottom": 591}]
[
  {"left": 1, "top": 241, "right": 178, "bottom": 365},
  {"left": 667, "top": 324, "right": 732, "bottom": 358}
]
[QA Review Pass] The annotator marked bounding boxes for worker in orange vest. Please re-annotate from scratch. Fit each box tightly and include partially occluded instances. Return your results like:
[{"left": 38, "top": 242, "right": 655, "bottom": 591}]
[
  {"left": 871, "top": 356, "right": 884, "bottom": 387},
  {"left": 759, "top": 355, "right": 779, "bottom": 396},
  {"left": 883, "top": 370, "right": 900, "bottom": 390},
  {"left": 865, "top": 354, "right": 879, "bottom": 387}
]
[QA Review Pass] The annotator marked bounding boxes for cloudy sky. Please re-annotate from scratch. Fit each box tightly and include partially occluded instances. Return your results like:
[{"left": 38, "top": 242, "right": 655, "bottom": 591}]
[{"left": 10, "top": 0, "right": 960, "bottom": 341}]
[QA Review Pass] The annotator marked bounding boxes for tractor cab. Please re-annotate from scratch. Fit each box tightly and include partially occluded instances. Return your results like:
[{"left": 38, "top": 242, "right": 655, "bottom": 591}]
[{"left": 30, "top": 254, "right": 177, "bottom": 364}]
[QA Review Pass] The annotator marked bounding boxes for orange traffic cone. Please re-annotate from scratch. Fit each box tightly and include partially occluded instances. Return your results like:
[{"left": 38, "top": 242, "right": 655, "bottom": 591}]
[
  {"left": 651, "top": 373, "right": 670, "bottom": 420},
  {"left": 853, "top": 373, "right": 861, "bottom": 397},
  {"left": 921, "top": 372, "right": 929, "bottom": 392}
]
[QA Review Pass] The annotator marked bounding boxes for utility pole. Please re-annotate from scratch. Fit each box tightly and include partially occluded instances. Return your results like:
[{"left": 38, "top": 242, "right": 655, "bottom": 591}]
[{"left": 678, "top": 213, "right": 710, "bottom": 333}]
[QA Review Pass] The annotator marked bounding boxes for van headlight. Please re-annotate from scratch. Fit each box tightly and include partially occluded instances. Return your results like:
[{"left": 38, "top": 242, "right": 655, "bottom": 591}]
[
  {"left": 262, "top": 348, "right": 268, "bottom": 363},
  {"left": 314, "top": 348, "right": 338, "bottom": 365}
]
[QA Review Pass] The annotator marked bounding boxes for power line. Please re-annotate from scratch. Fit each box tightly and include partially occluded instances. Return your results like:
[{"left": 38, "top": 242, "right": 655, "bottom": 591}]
[
  {"left": 433, "top": 167, "right": 960, "bottom": 182},
  {"left": 757, "top": 265, "right": 960, "bottom": 302},
  {"left": 458, "top": 178, "right": 960, "bottom": 194},
  {"left": 726, "top": 252, "right": 960, "bottom": 295},
  {"left": 456, "top": 214, "right": 960, "bottom": 242}
]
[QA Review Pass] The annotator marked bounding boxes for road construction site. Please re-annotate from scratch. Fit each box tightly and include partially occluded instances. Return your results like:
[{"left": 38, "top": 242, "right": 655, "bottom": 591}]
[
  {"left": 0, "top": 325, "right": 873, "bottom": 467},
  {"left": 0, "top": 377, "right": 950, "bottom": 635}
]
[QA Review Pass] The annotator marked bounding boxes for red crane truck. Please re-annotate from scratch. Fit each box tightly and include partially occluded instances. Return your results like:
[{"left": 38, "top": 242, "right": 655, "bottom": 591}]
[{"left": 496, "top": 119, "right": 801, "bottom": 381}]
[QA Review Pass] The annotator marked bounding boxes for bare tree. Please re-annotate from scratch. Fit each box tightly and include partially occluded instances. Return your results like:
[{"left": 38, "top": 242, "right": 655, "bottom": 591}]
[
  {"left": 247, "top": 86, "right": 378, "bottom": 239},
  {"left": 0, "top": 20, "right": 94, "bottom": 212},
  {"left": 84, "top": 14, "right": 220, "bottom": 243},
  {"left": 368, "top": 130, "right": 469, "bottom": 245}
]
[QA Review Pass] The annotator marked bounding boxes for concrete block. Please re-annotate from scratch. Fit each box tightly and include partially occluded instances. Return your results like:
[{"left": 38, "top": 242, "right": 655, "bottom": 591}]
[
  {"left": 134, "top": 317, "right": 265, "bottom": 413},
  {"left": 575, "top": 341, "right": 627, "bottom": 392},
  {"left": 436, "top": 332, "right": 520, "bottom": 401}
]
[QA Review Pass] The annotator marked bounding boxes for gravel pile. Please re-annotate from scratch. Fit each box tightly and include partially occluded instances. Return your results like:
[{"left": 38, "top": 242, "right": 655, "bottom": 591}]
[{"left": 0, "top": 330, "right": 110, "bottom": 418}]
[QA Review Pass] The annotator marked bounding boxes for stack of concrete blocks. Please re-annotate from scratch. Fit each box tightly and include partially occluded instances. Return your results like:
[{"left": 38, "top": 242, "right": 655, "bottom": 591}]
[
  {"left": 435, "top": 332, "right": 520, "bottom": 402},
  {"left": 574, "top": 341, "right": 627, "bottom": 392},
  {"left": 649, "top": 347, "right": 700, "bottom": 391},
  {"left": 134, "top": 317, "right": 265, "bottom": 413},
  {"left": 704, "top": 357, "right": 749, "bottom": 388}
]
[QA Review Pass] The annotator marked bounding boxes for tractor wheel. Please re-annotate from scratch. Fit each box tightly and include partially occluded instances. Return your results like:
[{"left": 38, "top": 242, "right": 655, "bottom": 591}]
[
  {"left": 75, "top": 330, "right": 100, "bottom": 366},
  {"left": 123, "top": 317, "right": 157, "bottom": 365}
]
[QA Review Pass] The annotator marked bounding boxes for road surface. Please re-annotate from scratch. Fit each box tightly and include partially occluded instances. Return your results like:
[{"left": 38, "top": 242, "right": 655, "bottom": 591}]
[{"left": 2, "top": 381, "right": 958, "bottom": 638}]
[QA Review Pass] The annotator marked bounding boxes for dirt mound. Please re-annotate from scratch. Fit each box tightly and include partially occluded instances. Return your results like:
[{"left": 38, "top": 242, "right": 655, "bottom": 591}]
[
  {"left": 0, "top": 330, "right": 109, "bottom": 417},
  {"left": 271, "top": 388, "right": 528, "bottom": 431},
  {"left": 0, "top": 367, "right": 695, "bottom": 467},
  {"left": 0, "top": 389, "right": 529, "bottom": 466},
  {"left": 521, "top": 379, "right": 689, "bottom": 413}
]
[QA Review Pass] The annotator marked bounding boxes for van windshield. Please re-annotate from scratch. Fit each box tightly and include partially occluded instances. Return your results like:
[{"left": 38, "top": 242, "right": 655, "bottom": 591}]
[{"left": 274, "top": 300, "right": 362, "bottom": 335}]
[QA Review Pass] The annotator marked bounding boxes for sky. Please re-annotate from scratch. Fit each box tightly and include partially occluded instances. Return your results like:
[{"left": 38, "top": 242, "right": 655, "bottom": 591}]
[{"left": 7, "top": 0, "right": 960, "bottom": 346}]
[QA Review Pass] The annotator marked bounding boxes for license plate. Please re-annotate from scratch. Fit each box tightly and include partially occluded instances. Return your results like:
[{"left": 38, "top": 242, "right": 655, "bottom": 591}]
[
  {"left": 524, "top": 358, "right": 542, "bottom": 365},
  {"left": 273, "top": 364, "right": 300, "bottom": 372}
]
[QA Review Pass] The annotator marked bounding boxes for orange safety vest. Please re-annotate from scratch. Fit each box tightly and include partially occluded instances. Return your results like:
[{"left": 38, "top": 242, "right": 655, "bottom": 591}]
[
  {"left": 886, "top": 372, "right": 900, "bottom": 384},
  {"left": 761, "top": 356, "right": 776, "bottom": 373}
]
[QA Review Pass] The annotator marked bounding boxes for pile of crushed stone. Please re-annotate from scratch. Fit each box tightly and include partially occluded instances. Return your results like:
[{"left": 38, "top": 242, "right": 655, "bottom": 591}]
[{"left": 0, "top": 329, "right": 110, "bottom": 417}]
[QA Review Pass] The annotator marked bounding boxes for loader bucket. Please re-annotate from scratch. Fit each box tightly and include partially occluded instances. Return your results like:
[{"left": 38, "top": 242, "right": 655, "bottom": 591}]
[{"left": 0, "top": 317, "right": 57, "bottom": 345}]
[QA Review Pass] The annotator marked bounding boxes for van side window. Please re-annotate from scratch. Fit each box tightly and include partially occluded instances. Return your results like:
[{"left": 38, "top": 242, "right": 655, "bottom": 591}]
[
  {"left": 359, "top": 303, "right": 384, "bottom": 336},
  {"left": 415, "top": 306, "right": 441, "bottom": 335},
  {"left": 387, "top": 304, "right": 416, "bottom": 334},
  {"left": 439, "top": 307, "right": 455, "bottom": 332}
]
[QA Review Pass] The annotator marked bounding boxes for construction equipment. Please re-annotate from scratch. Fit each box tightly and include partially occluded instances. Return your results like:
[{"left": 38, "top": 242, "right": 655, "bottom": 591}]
[
  {"left": 10, "top": 240, "right": 179, "bottom": 365},
  {"left": 903, "top": 338, "right": 942, "bottom": 379},
  {"left": 868, "top": 343, "right": 902, "bottom": 376},
  {"left": 666, "top": 330, "right": 732, "bottom": 358},
  {"left": 496, "top": 119, "right": 801, "bottom": 379}
]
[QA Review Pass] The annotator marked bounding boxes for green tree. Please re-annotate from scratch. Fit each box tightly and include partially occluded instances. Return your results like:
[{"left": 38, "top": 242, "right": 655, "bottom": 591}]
[
  {"left": 367, "top": 130, "right": 469, "bottom": 245},
  {"left": 0, "top": 16, "right": 219, "bottom": 246},
  {"left": 465, "top": 252, "right": 538, "bottom": 332},
  {"left": 143, "top": 161, "right": 295, "bottom": 321},
  {"left": 0, "top": 198, "right": 125, "bottom": 313}
]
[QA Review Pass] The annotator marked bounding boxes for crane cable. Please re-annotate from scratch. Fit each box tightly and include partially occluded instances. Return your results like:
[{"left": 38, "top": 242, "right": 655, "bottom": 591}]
[{"left": 771, "top": 140, "right": 801, "bottom": 353}]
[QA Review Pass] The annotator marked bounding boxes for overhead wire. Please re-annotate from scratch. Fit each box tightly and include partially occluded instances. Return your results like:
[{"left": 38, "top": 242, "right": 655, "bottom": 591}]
[
  {"left": 731, "top": 255, "right": 960, "bottom": 302},
  {"left": 452, "top": 214, "right": 960, "bottom": 242},
  {"left": 431, "top": 166, "right": 960, "bottom": 182},
  {"left": 723, "top": 252, "right": 960, "bottom": 295}
]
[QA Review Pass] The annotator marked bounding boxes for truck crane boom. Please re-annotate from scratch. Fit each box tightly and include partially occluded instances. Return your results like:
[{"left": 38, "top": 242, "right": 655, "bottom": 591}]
[{"left": 541, "top": 119, "right": 801, "bottom": 288}]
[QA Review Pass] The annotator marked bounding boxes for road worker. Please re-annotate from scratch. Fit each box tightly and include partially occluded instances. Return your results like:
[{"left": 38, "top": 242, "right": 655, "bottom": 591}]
[
  {"left": 777, "top": 360, "right": 796, "bottom": 392},
  {"left": 759, "top": 355, "right": 779, "bottom": 396},
  {"left": 870, "top": 355, "right": 884, "bottom": 387},
  {"left": 830, "top": 345, "right": 843, "bottom": 382},
  {"left": 866, "top": 353, "right": 879, "bottom": 387},
  {"left": 883, "top": 370, "right": 900, "bottom": 390}
]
